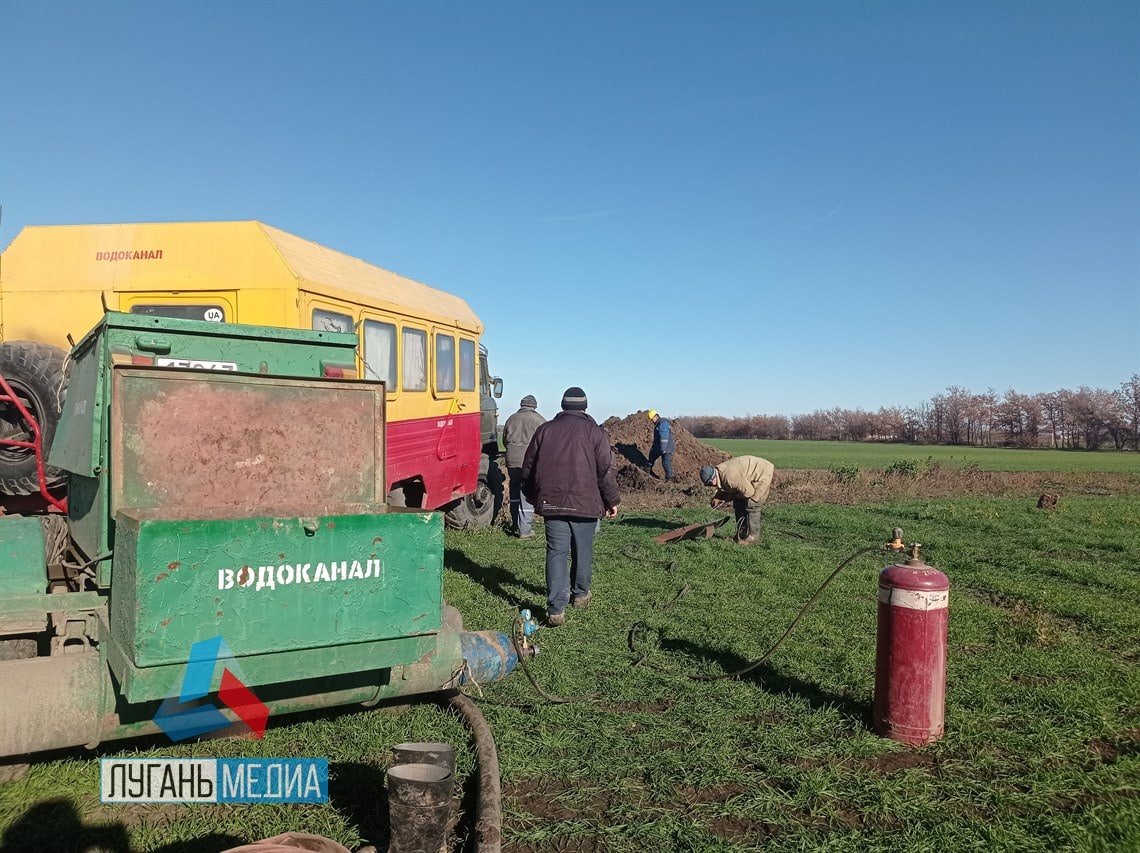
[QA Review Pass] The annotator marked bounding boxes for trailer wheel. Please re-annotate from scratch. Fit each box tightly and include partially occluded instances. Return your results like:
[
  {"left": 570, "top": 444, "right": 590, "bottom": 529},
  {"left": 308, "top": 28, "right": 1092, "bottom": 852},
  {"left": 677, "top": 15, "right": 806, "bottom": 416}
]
[
  {"left": 444, "top": 478, "right": 496, "bottom": 530},
  {"left": 0, "top": 342, "right": 68, "bottom": 496}
]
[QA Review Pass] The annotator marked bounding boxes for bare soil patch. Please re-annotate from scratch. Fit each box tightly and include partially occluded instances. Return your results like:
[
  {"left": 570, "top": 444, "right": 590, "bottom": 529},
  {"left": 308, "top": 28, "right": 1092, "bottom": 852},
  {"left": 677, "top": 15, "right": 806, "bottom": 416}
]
[
  {"left": 599, "top": 413, "right": 1140, "bottom": 510},
  {"left": 504, "top": 778, "right": 609, "bottom": 823},
  {"left": 855, "top": 750, "right": 938, "bottom": 774},
  {"left": 1086, "top": 729, "right": 1140, "bottom": 766},
  {"left": 497, "top": 414, "right": 1140, "bottom": 514}
]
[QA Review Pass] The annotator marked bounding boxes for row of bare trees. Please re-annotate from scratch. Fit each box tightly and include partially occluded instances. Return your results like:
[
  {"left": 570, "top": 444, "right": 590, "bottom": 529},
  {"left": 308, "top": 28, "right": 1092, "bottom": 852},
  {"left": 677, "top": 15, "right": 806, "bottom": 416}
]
[{"left": 677, "top": 376, "right": 1140, "bottom": 450}]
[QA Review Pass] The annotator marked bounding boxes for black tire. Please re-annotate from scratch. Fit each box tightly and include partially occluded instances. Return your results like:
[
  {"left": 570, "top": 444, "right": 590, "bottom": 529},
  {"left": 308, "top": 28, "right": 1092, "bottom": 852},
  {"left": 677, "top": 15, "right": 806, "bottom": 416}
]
[
  {"left": 386, "top": 479, "right": 425, "bottom": 510},
  {"left": 0, "top": 342, "right": 68, "bottom": 495},
  {"left": 444, "top": 478, "right": 496, "bottom": 530}
]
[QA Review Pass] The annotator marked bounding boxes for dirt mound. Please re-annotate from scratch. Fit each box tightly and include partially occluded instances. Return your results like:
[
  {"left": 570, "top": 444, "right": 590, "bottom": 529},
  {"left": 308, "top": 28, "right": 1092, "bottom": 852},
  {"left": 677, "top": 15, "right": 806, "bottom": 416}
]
[{"left": 603, "top": 411, "right": 731, "bottom": 490}]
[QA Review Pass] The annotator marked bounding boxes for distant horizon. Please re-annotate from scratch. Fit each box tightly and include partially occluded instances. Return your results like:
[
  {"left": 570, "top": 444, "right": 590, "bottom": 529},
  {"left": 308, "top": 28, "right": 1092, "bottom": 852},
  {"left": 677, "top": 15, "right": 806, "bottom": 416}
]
[
  {"left": 667, "top": 378, "right": 1136, "bottom": 419},
  {"left": 601, "top": 378, "right": 1140, "bottom": 452},
  {"left": 556, "top": 375, "right": 1140, "bottom": 424}
]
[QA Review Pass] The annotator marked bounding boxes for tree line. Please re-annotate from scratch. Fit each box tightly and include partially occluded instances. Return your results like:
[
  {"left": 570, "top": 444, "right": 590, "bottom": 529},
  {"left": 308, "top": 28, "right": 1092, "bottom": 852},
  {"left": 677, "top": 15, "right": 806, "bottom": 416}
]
[{"left": 677, "top": 376, "right": 1140, "bottom": 451}]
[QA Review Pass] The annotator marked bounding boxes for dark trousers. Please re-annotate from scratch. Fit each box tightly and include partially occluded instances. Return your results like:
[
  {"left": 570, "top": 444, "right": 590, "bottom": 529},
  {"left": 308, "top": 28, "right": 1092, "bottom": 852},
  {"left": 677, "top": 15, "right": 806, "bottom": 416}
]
[
  {"left": 648, "top": 449, "right": 674, "bottom": 481},
  {"left": 543, "top": 516, "right": 597, "bottom": 616},
  {"left": 507, "top": 467, "right": 534, "bottom": 535},
  {"left": 733, "top": 498, "right": 764, "bottom": 540}
]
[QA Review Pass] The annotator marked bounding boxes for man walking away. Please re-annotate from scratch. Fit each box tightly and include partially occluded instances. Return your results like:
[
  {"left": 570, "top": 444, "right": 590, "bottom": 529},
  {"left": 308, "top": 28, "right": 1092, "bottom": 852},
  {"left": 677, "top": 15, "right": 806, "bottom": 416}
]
[
  {"left": 700, "top": 455, "right": 775, "bottom": 545},
  {"left": 647, "top": 409, "right": 676, "bottom": 482},
  {"left": 521, "top": 387, "right": 620, "bottom": 626},
  {"left": 503, "top": 394, "right": 545, "bottom": 538}
]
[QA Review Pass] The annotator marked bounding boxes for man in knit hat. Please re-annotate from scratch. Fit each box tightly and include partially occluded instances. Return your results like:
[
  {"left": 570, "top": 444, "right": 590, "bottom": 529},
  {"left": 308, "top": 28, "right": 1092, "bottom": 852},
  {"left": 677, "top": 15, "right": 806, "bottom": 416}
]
[
  {"left": 521, "top": 387, "right": 621, "bottom": 626},
  {"left": 503, "top": 394, "right": 545, "bottom": 538},
  {"left": 700, "top": 455, "right": 776, "bottom": 545}
]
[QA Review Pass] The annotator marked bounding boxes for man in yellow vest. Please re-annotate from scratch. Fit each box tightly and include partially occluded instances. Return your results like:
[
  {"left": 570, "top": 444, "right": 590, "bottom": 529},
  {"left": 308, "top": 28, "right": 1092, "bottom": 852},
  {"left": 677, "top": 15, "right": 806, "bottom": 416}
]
[{"left": 699, "top": 456, "right": 775, "bottom": 545}]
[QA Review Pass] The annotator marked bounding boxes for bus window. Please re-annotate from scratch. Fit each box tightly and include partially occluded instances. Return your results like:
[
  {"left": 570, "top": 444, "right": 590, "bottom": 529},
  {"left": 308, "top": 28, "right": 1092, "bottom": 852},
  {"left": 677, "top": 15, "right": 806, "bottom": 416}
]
[
  {"left": 459, "top": 339, "right": 475, "bottom": 391},
  {"left": 435, "top": 333, "right": 456, "bottom": 393},
  {"left": 313, "top": 308, "right": 353, "bottom": 333},
  {"left": 363, "top": 319, "right": 397, "bottom": 389},
  {"left": 131, "top": 304, "right": 226, "bottom": 322},
  {"left": 402, "top": 327, "right": 427, "bottom": 391}
]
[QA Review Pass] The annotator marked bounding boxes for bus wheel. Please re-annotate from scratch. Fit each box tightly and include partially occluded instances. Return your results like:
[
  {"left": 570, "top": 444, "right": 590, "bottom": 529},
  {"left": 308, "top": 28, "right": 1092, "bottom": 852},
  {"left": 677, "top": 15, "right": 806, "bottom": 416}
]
[
  {"left": 386, "top": 480, "right": 424, "bottom": 509},
  {"left": 0, "top": 342, "right": 68, "bottom": 495},
  {"left": 444, "top": 478, "right": 496, "bottom": 529}
]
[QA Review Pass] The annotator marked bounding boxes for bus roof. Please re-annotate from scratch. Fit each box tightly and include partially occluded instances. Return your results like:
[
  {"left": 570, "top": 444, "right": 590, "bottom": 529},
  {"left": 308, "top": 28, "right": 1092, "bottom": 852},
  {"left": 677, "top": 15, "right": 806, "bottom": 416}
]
[{"left": 1, "top": 221, "right": 483, "bottom": 333}]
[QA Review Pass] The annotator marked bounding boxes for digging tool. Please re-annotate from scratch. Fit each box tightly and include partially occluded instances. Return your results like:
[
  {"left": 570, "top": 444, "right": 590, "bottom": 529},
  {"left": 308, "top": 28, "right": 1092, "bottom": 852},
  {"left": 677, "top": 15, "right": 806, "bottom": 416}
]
[{"left": 652, "top": 515, "right": 731, "bottom": 544}]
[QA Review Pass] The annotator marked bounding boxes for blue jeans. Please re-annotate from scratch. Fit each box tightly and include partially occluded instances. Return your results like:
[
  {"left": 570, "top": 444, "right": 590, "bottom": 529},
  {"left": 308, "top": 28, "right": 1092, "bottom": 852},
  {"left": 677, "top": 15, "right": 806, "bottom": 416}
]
[
  {"left": 543, "top": 516, "right": 597, "bottom": 616},
  {"left": 507, "top": 467, "right": 534, "bottom": 536},
  {"left": 648, "top": 449, "right": 674, "bottom": 481}
]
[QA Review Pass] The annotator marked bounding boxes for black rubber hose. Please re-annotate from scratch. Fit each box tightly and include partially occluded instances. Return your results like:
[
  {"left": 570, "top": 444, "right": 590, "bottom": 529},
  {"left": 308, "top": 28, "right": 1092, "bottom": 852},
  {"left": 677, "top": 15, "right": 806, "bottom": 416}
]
[
  {"left": 628, "top": 584, "right": 691, "bottom": 668},
  {"left": 510, "top": 618, "right": 601, "bottom": 704},
  {"left": 689, "top": 545, "right": 883, "bottom": 681},
  {"left": 444, "top": 690, "right": 503, "bottom": 853}
]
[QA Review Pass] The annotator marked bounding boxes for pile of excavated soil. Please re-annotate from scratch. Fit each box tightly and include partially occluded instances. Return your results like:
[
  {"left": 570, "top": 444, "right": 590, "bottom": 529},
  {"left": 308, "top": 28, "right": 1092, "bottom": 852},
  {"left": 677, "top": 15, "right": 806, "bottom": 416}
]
[
  {"left": 603, "top": 411, "right": 732, "bottom": 491},
  {"left": 489, "top": 411, "right": 731, "bottom": 516}
]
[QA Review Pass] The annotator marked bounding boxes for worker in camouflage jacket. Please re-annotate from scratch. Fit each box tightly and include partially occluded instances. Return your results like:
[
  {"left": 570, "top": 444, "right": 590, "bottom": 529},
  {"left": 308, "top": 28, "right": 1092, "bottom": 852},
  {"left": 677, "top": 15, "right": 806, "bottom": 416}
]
[
  {"left": 646, "top": 409, "right": 676, "bottom": 482},
  {"left": 700, "top": 455, "right": 775, "bottom": 545},
  {"left": 503, "top": 394, "right": 545, "bottom": 538}
]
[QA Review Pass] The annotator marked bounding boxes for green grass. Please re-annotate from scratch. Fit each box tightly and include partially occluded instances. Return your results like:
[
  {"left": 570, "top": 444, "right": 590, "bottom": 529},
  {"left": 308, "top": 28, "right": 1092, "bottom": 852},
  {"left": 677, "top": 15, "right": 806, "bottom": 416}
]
[
  {"left": 705, "top": 438, "right": 1140, "bottom": 474},
  {"left": 2, "top": 496, "right": 1138, "bottom": 851}
]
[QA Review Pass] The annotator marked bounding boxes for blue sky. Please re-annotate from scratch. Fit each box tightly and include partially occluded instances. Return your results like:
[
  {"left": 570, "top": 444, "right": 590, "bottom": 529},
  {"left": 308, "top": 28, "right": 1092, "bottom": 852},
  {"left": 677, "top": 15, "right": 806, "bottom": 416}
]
[{"left": 2, "top": 0, "right": 1137, "bottom": 421}]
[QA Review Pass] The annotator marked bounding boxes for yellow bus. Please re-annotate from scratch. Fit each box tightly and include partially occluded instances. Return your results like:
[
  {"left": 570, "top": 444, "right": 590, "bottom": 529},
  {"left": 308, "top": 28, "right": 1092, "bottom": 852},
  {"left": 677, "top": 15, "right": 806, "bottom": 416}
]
[{"left": 0, "top": 221, "right": 502, "bottom": 525}]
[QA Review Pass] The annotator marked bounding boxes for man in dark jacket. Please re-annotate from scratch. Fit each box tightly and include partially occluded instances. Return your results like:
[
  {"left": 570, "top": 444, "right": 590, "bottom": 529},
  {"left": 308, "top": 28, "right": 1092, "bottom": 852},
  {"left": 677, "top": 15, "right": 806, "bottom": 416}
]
[
  {"left": 647, "top": 409, "right": 676, "bottom": 482},
  {"left": 503, "top": 394, "right": 545, "bottom": 539},
  {"left": 521, "top": 387, "right": 620, "bottom": 626}
]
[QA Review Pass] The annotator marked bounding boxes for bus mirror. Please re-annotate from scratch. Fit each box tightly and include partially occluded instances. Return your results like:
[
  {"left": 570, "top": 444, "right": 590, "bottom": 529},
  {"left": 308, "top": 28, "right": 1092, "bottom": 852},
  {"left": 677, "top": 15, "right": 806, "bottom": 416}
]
[{"left": 492, "top": 377, "right": 503, "bottom": 399}]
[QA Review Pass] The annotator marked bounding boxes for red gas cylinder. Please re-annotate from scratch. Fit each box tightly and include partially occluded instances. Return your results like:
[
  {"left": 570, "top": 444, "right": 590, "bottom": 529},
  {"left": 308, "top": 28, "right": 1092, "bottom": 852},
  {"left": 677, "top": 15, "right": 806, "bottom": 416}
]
[{"left": 873, "top": 546, "right": 949, "bottom": 746}]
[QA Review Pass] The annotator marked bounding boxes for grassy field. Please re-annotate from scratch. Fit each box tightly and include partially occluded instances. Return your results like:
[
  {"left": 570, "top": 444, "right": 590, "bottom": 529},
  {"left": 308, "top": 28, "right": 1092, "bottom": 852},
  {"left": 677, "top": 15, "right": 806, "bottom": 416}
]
[
  {"left": 2, "top": 494, "right": 1137, "bottom": 851},
  {"left": 705, "top": 439, "right": 1140, "bottom": 474}
]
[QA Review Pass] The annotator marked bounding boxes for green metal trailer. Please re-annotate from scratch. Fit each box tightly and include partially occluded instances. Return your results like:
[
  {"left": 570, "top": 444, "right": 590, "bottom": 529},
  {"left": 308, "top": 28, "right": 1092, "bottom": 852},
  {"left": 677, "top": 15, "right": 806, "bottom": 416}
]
[{"left": 0, "top": 313, "right": 519, "bottom": 761}]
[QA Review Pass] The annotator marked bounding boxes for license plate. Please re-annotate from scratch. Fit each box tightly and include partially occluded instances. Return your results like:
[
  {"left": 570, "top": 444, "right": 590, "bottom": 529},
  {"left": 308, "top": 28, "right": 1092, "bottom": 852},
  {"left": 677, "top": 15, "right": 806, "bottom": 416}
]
[{"left": 156, "top": 358, "right": 238, "bottom": 371}]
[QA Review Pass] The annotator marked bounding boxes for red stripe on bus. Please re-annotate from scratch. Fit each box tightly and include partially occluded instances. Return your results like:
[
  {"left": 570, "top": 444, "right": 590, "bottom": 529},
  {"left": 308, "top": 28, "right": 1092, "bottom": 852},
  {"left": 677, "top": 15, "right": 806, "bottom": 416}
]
[{"left": 387, "top": 412, "right": 481, "bottom": 509}]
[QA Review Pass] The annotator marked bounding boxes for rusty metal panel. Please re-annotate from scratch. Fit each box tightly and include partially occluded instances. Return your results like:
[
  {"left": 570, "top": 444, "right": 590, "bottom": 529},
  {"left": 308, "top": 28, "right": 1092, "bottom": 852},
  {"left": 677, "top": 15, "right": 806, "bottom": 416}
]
[{"left": 110, "top": 368, "right": 385, "bottom": 516}]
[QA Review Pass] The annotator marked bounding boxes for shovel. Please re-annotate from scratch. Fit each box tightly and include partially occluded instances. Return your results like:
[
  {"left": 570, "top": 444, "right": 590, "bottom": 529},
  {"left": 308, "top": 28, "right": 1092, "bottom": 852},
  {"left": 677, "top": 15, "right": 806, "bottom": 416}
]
[{"left": 653, "top": 515, "right": 731, "bottom": 544}]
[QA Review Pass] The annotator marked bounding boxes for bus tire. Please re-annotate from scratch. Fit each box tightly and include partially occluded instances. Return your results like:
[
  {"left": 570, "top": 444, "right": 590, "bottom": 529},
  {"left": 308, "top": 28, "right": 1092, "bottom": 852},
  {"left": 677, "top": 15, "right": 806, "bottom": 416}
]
[
  {"left": 386, "top": 479, "right": 425, "bottom": 510},
  {"left": 444, "top": 478, "right": 496, "bottom": 530},
  {"left": 0, "top": 342, "right": 68, "bottom": 496}
]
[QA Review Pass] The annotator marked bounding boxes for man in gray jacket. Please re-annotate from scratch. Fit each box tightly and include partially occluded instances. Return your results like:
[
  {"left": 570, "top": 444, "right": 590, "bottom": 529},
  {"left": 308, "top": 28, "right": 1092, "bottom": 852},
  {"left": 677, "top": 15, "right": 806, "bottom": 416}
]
[
  {"left": 521, "top": 387, "right": 620, "bottom": 626},
  {"left": 503, "top": 395, "right": 545, "bottom": 538}
]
